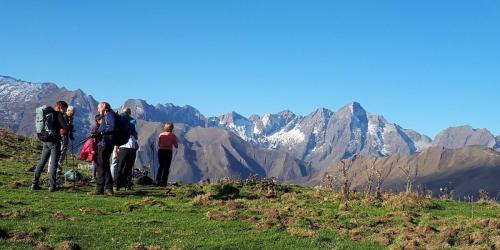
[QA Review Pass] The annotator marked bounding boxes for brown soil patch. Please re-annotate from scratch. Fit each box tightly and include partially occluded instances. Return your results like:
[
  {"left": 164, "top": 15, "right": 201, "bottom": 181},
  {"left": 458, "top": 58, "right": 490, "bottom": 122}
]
[{"left": 57, "top": 241, "right": 81, "bottom": 250}]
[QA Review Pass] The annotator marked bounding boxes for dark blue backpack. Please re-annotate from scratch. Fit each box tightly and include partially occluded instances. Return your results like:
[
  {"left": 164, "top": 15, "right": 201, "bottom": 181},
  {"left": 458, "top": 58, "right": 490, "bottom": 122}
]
[{"left": 112, "top": 111, "right": 132, "bottom": 146}]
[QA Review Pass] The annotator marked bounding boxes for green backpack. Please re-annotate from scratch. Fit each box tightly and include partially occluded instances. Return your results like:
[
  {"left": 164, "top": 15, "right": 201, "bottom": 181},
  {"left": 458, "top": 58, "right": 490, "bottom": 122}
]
[{"left": 35, "top": 105, "right": 57, "bottom": 142}]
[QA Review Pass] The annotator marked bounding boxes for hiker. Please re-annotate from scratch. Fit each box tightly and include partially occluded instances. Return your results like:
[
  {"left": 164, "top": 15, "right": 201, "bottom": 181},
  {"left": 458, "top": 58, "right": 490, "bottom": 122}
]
[
  {"left": 80, "top": 114, "right": 102, "bottom": 182},
  {"left": 58, "top": 105, "right": 75, "bottom": 170},
  {"left": 156, "top": 122, "right": 178, "bottom": 187},
  {"left": 89, "top": 102, "right": 116, "bottom": 195},
  {"left": 110, "top": 146, "right": 119, "bottom": 184},
  {"left": 32, "top": 101, "right": 69, "bottom": 192},
  {"left": 115, "top": 108, "right": 139, "bottom": 191}
]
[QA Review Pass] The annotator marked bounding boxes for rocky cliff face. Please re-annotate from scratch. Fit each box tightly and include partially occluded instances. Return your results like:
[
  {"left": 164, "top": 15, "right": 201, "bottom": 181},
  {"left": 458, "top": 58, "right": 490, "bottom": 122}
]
[
  {"left": 0, "top": 76, "right": 98, "bottom": 144},
  {"left": 433, "top": 125, "right": 497, "bottom": 149}
]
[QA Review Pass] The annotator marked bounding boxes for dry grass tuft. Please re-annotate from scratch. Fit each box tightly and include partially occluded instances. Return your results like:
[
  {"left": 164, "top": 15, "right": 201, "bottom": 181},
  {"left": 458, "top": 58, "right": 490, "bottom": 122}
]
[
  {"left": 9, "top": 179, "right": 27, "bottom": 189},
  {"left": 280, "top": 192, "right": 298, "bottom": 201},
  {"left": 415, "top": 224, "right": 438, "bottom": 235},
  {"left": 192, "top": 194, "right": 211, "bottom": 206},
  {"left": 52, "top": 211, "right": 73, "bottom": 221},
  {"left": 206, "top": 210, "right": 230, "bottom": 221},
  {"left": 131, "top": 244, "right": 164, "bottom": 250},
  {"left": 382, "top": 192, "right": 438, "bottom": 211},
  {"left": 287, "top": 227, "right": 315, "bottom": 237},
  {"left": 438, "top": 226, "right": 460, "bottom": 246},
  {"left": 224, "top": 200, "right": 243, "bottom": 210},
  {"left": 9, "top": 231, "right": 35, "bottom": 245},
  {"left": 0, "top": 208, "right": 32, "bottom": 218},
  {"left": 35, "top": 242, "right": 54, "bottom": 250},
  {"left": 57, "top": 241, "right": 81, "bottom": 250}
]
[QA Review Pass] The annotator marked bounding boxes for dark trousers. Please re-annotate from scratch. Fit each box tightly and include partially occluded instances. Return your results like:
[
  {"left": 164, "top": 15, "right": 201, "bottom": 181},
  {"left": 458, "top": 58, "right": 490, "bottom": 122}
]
[
  {"left": 33, "top": 141, "right": 61, "bottom": 188},
  {"left": 116, "top": 148, "right": 137, "bottom": 188},
  {"left": 96, "top": 144, "right": 114, "bottom": 193},
  {"left": 58, "top": 136, "right": 69, "bottom": 167},
  {"left": 156, "top": 149, "right": 173, "bottom": 186}
]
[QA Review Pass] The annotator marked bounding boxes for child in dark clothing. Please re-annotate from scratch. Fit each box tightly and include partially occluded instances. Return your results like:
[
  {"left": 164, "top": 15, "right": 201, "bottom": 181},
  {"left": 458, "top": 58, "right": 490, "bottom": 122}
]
[{"left": 90, "top": 115, "right": 103, "bottom": 180}]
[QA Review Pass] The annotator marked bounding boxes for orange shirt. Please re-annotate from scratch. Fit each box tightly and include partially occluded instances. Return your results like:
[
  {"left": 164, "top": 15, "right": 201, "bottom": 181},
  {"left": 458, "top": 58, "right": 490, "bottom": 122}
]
[{"left": 158, "top": 132, "right": 178, "bottom": 150}]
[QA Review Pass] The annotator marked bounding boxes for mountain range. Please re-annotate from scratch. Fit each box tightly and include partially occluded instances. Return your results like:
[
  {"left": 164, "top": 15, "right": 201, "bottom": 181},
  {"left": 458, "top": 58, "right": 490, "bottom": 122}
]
[{"left": 1, "top": 75, "right": 499, "bottom": 197}]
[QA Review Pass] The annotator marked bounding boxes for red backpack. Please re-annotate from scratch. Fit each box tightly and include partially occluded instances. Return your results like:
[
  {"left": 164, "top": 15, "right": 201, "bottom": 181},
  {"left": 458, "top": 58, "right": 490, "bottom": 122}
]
[{"left": 79, "top": 138, "right": 95, "bottom": 162}]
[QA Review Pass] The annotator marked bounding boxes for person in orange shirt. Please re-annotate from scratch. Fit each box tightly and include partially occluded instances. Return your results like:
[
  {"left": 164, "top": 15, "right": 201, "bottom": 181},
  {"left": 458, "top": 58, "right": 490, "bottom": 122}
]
[{"left": 156, "top": 122, "right": 178, "bottom": 186}]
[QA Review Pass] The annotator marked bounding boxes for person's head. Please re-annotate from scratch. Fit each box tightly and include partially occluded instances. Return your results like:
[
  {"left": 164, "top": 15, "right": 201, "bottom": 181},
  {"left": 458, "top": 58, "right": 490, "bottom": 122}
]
[
  {"left": 94, "top": 114, "right": 103, "bottom": 124},
  {"left": 164, "top": 122, "right": 174, "bottom": 133},
  {"left": 123, "top": 107, "right": 132, "bottom": 116},
  {"left": 66, "top": 106, "right": 75, "bottom": 117},
  {"left": 97, "top": 102, "right": 111, "bottom": 115},
  {"left": 54, "top": 101, "right": 69, "bottom": 112}
]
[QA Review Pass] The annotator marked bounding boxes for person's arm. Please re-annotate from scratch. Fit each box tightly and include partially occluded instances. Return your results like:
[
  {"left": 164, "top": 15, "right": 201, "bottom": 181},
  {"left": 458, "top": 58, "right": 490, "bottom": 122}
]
[
  {"left": 174, "top": 134, "right": 179, "bottom": 149},
  {"left": 57, "top": 113, "right": 69, "bottom": 131},
  {"left": 97, "top": 111, "right": 115, "bottom": 134}
]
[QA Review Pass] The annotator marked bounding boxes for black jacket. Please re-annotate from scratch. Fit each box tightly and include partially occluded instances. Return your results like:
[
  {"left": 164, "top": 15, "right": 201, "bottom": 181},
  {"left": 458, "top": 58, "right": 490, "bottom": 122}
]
[{"left": 51, "top": 110, "right": 69, "bottom": 141}]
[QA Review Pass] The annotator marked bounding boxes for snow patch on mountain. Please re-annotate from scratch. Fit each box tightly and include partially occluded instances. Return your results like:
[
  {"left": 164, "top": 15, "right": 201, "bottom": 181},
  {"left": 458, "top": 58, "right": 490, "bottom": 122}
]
[
  {"left": 267, "top": 126, "right": 306, "bottom": 150},
  {"left": 0, "top": 76, "right": 42, "bottom": 102}
]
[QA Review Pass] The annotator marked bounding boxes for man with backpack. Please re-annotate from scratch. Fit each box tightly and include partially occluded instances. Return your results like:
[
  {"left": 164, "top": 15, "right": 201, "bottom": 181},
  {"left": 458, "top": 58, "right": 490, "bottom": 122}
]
[
  {"left": 115, "top": 107, "right": 138, "bottom": 191},
  {"left": 32, "top": 101, "right": 69, "bottom": 192},
  {"left": 89, "top": 102, "right": 131, "bottom": 195},
  {"left": 89, "top": 102, "right": 116, "bottom": 195}
]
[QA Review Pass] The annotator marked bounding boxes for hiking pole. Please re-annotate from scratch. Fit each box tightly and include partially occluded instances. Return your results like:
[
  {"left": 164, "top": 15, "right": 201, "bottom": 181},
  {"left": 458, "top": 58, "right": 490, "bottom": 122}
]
[{"left": 72, "top": 139, "right": 76, "bottom": 190}]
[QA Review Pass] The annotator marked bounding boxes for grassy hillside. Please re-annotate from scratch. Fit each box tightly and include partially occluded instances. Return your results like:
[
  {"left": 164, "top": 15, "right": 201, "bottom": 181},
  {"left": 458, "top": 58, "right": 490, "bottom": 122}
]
[{"left": 0, "top": 129, "right": 499, "bottom": 249}]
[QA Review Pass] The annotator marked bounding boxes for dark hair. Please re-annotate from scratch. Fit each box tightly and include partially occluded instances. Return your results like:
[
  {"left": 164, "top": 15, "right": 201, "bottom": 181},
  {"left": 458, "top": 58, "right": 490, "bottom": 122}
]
[
  {"left": 55, "top": 101, "right": 68, "bottom": 109},
  {"left": 99, "top": 102, "right": 111, "bottom": 110},
  {"left": 94, "top": 114, "right": 102, "bottom": 122}
]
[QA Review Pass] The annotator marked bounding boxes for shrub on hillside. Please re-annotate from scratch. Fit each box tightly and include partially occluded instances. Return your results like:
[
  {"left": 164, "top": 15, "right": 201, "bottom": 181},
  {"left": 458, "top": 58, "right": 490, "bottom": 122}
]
[
  {"left": 382, "top": 192, "right": 441, "bottom": 211},
  {"left": 205, "top": 184, "right": 240, "bottom": 200}
]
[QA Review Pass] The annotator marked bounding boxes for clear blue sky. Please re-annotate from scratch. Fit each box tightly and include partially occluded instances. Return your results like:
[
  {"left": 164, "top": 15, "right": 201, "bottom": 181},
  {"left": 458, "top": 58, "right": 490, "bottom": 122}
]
[{"left": 1, "top": 0, "right": 499, "bottom": 137}]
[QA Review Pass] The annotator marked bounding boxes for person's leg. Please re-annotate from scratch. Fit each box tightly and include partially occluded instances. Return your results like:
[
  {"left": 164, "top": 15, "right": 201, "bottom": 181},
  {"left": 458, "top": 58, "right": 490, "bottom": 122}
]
[
  {"left": 95, "top": 146, "right": 106, "bottom": 194},
  {"left": 156, "top": 150, "right": 165, "bottom": 185},
  {"left": 33, "top": 143, "right": 50, "bottom": 187},
  {"left": 116, "top": 148, "right": 128, "bottom": 188},
  {"left": 48, "top": 141, "right": 61, "bottom": 190},
  {"left": 58, "top": 136, "right": 68, "bottom": 168},
  {"left": 102, "top": 146, "right": 114, "bottom": 192},
  {"left": 162, "top": 150, "right": 173, "bottom": 186},
  {"left": 110, "top": 150, "right": 118, "bottom": 182},
  {"left": 126, "top": 149, "right": 137, "bottom": 188}
]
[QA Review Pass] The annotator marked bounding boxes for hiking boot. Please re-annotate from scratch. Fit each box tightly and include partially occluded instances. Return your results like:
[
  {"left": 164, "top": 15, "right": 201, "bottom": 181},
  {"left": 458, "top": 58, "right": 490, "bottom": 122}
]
[
  {"left": 113, "top": 186, "right": 119, "bottom": 192},
  {"left": 126, "top": 186, "right": 133, "bottom": 191},
  {"left": 87, "top": 191, "right": 104, "bottom": 196},
  {"left": 48, "top": 186, "right": 57, "bottom": 192},
  {"left": 31, "top": 184, "right": 42, "bottom": 191},
  {"left": 104, "top": 190, "right": 114, "bottom": 196}
]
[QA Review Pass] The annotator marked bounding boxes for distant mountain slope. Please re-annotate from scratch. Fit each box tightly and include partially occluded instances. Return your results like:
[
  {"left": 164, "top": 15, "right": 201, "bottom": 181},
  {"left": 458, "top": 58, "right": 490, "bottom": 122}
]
[
  {"left": 307, "top": 146, "right": 500, "bottom": 198},
  {"left": 0, "top": 76, "right": 98, "bottom": 144},
  {"left": 134, "top": 121, "right": 310, "bottom": 183},
  {"left": 1, "top": 74, "right": 499, "bottom": 189},
  {"left": 211, "top": 102, "right": 432, "bottom": 170},
  {"left": 433, "top": 125, "right": 497, "bottom": 149}
]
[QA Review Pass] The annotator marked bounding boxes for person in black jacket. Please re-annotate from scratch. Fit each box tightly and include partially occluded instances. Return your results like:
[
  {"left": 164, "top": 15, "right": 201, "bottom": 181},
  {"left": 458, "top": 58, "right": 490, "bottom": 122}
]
[
  {"left": 32, "top": 101, "right": 69, "bottom": 192},
  {"left": 88, "top": 102, "right": 116, "bottom": 195},
  {"left": 115, "top": 108, "right": 138, "bottom": 191},
  {"left": 58, "top": 106, "right": 75, "bottom": 170}
]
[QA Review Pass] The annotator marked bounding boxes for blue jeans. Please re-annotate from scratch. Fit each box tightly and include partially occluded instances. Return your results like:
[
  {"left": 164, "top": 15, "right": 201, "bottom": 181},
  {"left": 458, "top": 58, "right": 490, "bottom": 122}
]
[{"left": 33, "top": 141, "right": 61, "bottom": 188}]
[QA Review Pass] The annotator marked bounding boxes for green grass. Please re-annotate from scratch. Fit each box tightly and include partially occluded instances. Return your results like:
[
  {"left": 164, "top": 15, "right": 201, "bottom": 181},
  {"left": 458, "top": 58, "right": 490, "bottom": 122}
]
[
  {"left": 0, "top": 129, "right": 499, "bottom": 249},
  {"left": 0, "top": 160, "right": 381, "bottom": 250}
]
